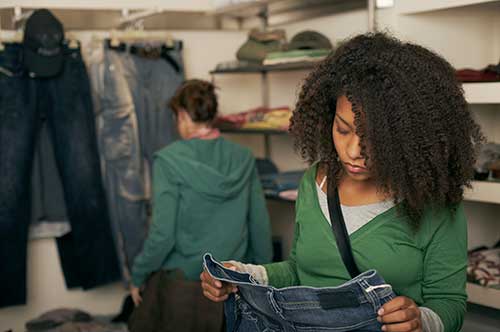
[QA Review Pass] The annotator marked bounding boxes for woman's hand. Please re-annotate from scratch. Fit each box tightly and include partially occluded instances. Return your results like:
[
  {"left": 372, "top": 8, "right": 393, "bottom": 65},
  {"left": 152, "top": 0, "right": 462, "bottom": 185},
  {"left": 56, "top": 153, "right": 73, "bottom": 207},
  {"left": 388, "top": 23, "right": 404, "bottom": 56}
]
[
  {"left": 200, "top": 263, "right": 238, "bottom": 302},
  {"left": 130, "top": 285, "right": 143, "bottom": 307},
  {"left": 378, "top": 296, "right": 422, "bottom": 332}
]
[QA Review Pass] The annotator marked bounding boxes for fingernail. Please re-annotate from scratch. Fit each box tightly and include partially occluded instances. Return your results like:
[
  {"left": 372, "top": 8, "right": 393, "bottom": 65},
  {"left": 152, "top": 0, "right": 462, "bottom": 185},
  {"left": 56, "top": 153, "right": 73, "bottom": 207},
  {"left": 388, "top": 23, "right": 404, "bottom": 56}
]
[
  {"left": 215, "top": 281, "right": 221, "bottom": 288},
  {"left": 381, "top": 326, "right": 386, "bottom": 331},
  {"left": 229, "top": 266, "right": 237, "bottom": 271},
  {"left": 378, "top": 308, "right": 384, "bottom": 316}
]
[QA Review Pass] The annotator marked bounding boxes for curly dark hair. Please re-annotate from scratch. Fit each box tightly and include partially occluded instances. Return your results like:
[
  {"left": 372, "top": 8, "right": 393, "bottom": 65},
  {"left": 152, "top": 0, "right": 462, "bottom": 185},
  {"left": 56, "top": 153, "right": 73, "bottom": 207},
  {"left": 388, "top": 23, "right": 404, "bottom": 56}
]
[
  {"left": 169, "top": 79, "right": 218, "bottom": 123},
  {"left": 290, "top": 32, "right": 484, "bottom": 226}
]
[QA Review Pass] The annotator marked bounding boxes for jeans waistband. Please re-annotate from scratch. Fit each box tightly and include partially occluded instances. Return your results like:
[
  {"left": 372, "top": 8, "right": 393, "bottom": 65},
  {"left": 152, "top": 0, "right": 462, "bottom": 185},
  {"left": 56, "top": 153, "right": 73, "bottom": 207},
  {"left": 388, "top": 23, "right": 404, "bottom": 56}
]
[
  {"left": 203, "top": 253, "right": 393, "bottom": 314},
  {"left": 0, "top": 42, "right": 83, "bottom": 77}
]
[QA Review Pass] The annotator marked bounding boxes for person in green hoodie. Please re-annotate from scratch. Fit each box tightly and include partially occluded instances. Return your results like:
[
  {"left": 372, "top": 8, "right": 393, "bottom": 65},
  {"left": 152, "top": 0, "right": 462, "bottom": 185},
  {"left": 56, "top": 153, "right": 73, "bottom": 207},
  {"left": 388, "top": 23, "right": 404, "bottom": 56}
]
[
  {"left": 128, "top": 79, "right": 272, "bottom": 331},
  {"left": 201, "top": 33, "right": 483, "bottom": 332}
]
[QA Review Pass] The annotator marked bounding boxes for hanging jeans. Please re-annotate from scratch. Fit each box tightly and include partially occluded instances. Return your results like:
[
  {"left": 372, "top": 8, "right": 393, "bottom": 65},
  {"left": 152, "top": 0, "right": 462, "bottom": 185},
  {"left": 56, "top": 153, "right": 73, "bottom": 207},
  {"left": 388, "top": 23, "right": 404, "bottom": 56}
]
[
  {"left": 89, "top": 45, "right": 148, "bottom": 281},
  {"left": 0, "top": 43, "right": 120, "bottom": 307},
  {"left": 114, "top": 41, "right": 184, "bottom": 198},
  {"left": 203, "top": 253, "right": 396, "bottom": 332}
]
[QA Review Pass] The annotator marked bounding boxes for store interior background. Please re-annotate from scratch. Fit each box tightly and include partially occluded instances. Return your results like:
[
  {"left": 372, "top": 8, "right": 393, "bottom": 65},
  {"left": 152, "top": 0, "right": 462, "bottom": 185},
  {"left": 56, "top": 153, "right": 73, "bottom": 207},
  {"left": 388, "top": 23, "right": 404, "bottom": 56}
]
[{"left": 0, "top": 0, "right": 499, "bottom": 331}]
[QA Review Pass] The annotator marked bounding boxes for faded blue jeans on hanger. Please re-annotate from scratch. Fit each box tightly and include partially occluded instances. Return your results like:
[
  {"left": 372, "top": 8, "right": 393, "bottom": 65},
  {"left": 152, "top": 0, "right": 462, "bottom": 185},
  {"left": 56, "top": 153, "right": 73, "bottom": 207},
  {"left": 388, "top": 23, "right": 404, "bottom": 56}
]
[
  {"left": 89, "top": 44, "right": 148, "bottom": 282},
  {"left": 203, "top": 253, "right": 396, "bottom": 332}
]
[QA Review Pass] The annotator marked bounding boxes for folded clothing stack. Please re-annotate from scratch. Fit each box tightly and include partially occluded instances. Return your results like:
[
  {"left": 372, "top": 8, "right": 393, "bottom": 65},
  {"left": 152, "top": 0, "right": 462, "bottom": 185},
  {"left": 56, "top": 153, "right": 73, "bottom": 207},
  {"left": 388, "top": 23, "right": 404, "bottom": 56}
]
[
  {"left": 263, "top": 31, "right": 333, "bottom": 66},
  {"left": 255, "top": 158, "right": 304, "bottom": 201},
  {"left": 467, "top": 244, "right": 500, "bottom": 289},
  {"left": 263, "top": 49, "right": 331, "bottom": 66},
  {"left": 214, "top": 106, "right": 292, "bottom": 131},
  {"left": 214, "top": 29, "right": 334, "bottom": 70},
  {"left": 474, "top": 142, "right": 500, "bottom": 180},
  {"left": 456, "top": 64, "right": 500, "bottom": 82}
]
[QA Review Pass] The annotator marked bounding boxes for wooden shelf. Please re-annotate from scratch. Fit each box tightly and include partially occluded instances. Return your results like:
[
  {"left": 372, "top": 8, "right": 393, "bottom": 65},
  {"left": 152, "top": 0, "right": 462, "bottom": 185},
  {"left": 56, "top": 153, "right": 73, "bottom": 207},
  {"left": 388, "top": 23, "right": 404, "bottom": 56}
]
[
  {"left": 464, "top": 181, "right": 500, "bottom": 204},
  {"left": 463, "top": 82, "right": 500, "bottom": 104},
  {"left": 467, "top": 283, "right": 500, "bottom": 310},
  {"left": 397, "top": 0, "right": 500, "bottom": 14},
  {"left": 210, "top": 61, "right": 318, "bottom": 74},
  {"left": 220, "top": 128, "right": 288, "bottom": 135}
]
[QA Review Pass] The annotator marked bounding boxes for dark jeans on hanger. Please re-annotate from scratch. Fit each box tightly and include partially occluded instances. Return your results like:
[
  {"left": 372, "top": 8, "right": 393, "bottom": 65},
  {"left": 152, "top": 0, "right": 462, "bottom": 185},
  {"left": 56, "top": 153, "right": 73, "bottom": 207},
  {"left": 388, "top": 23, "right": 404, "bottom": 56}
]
[{"left": 0, "top": 43, "right": 120, "bottom": 308}]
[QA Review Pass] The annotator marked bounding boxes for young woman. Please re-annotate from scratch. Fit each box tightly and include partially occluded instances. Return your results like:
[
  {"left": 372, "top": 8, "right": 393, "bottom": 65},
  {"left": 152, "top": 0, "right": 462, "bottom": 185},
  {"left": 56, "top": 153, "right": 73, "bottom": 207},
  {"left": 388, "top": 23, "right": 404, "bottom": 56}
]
[
  {"left": 129, "top": 79, "right": 273, "bottom": 332},
  {"left": 201, "top": 33, "right": 483, "bottom": 332}
]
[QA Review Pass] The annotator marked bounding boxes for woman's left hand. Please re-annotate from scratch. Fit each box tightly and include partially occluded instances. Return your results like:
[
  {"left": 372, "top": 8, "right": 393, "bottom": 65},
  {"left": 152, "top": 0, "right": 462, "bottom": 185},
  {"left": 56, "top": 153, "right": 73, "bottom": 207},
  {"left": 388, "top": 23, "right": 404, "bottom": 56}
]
[
  {"left": 377, "top": 296, "right": 421, "bottom": 332},
  {"left": 130, "top": 285, "right": 143, "bottom": 307}
]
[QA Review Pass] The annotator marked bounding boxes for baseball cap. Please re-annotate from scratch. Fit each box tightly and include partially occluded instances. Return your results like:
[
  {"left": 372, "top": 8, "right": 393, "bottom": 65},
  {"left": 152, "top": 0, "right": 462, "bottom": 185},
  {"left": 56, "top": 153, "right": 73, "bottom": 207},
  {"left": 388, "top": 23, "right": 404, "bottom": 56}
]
[
  {"left": 288, "top": 30, "right": 333, "bottom": 50},
  {"left": 23, "top": 9, "right": 64, "bottom": 78}
]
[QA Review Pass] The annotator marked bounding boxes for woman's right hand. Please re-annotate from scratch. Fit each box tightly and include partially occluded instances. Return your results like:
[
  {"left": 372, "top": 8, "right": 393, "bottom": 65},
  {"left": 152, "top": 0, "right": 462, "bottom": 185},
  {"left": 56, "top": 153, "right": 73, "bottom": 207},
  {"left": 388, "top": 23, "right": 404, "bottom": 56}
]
[{"left": 200, "top": 262, "right": 238, "bottom": 302}]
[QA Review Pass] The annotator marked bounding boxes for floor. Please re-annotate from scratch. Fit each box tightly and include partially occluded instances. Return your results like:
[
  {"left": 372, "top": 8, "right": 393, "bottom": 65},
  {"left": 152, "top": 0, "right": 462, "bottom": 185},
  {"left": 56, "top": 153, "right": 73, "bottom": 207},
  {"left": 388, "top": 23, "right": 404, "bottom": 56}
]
[{"left": 462, "top": 303, "right": 500, "bottom": 332}]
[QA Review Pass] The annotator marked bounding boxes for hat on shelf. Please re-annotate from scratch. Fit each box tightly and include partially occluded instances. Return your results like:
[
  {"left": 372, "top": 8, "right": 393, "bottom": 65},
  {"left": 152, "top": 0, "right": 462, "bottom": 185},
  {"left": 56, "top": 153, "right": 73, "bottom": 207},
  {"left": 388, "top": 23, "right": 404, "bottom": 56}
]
[
  {"left": 288, "top": 30, "right": 333, "bottom": 50},
  {"left": 236, "top": 29, "right": 287, "bottom": 64},
  {"left": 23, "top": 9, "right": 65, "bottom": 78}
]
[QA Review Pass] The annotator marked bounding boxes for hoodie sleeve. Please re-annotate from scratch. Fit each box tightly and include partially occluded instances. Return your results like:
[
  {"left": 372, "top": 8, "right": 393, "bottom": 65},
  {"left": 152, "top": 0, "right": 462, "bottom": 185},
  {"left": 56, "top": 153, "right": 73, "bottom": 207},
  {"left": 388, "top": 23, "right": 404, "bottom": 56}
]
[
  {"left": 246, "top": 165, "right": 273, "bottom": 264},
  {"left": 131, "top": 159, "right": 179, "bottom": 287}
]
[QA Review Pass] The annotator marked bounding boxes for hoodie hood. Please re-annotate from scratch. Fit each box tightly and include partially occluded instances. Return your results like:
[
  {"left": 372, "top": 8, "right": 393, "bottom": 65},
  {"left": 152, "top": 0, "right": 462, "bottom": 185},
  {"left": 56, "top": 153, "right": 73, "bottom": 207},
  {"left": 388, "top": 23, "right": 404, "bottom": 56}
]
[{"left": 155, "top": 137, "right": 255, "bottom": 200}]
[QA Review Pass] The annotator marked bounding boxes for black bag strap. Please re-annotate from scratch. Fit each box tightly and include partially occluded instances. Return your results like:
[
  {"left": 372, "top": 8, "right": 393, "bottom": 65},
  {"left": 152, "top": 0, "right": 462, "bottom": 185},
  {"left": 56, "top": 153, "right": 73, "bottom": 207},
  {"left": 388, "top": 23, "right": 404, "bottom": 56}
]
[{"left": 327, "top": 181, "right": 361, "bottom": 278}]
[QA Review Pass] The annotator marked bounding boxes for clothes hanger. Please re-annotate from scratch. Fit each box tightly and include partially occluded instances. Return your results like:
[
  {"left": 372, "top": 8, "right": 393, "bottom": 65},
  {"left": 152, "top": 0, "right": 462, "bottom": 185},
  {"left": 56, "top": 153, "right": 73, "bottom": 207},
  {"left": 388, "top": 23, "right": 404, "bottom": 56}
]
[{"left": 65, "top": 31, "right": 80, "bottom": 49}]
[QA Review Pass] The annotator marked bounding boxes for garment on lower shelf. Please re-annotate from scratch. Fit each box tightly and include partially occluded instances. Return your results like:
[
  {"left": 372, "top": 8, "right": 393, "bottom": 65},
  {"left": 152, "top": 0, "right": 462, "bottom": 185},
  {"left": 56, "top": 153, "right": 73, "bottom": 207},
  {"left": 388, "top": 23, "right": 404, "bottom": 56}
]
[
  {"left": 467, "top": 247, "right": 500, "bottom": 289},
  {"left": 214, "top": 106, "right": 291, "bottom": 131},
  {"left": 456, "top": 64, "right": 500, "bottom": 82},
  {"left": 260, "top": 170, "right": 304, "bottom": 198}
]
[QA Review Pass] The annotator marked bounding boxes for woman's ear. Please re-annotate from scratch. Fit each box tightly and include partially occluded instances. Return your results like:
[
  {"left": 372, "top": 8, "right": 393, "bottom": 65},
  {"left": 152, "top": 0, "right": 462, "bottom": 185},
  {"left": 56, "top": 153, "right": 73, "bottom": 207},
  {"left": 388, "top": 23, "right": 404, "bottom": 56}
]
[{"left": 177, "top": 110, "right": 190, "bottom": 123}]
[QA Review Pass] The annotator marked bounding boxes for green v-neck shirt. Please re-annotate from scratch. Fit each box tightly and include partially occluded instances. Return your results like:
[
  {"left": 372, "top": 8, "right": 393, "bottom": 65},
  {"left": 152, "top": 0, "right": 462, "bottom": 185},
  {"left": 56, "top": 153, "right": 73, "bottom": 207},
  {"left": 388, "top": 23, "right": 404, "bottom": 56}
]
[{"left": 264, "top": 164, "right": 467, "bottom": 332}]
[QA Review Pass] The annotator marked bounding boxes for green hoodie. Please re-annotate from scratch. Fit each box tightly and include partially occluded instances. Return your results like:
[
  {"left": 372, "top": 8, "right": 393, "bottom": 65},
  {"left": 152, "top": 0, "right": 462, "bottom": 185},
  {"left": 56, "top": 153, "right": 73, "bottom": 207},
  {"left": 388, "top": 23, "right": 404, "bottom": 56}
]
[{"left": 131, "top": 137, "right": 273, "bottom": 286}]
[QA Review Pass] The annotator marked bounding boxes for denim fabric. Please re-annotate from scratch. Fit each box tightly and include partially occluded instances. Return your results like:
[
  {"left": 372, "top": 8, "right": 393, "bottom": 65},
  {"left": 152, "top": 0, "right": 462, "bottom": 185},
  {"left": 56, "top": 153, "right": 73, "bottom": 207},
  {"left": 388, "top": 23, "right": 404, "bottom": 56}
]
[
  {"left": 116, "top": 42, "right": 184, "bottom": 197},
  {"left": 30, "top": 119, "right": 70, "bottom": 237},
  {"left": 203, "top": 253, "right": 396, "bottom": 332},
  {"left": 0, "top": 43, "right": 120, "bottom": 307},
  {"left": 90, "top": 44, "right": 148, "bottom": 281}
]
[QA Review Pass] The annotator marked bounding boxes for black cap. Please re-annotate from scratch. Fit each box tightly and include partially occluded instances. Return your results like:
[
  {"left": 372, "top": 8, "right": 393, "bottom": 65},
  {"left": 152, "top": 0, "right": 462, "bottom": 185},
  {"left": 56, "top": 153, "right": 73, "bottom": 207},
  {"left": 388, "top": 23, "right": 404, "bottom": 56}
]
[
  {"left": 288, "top": 30, "right": 333, "bottom": 50},
  {"left": 23, "top": 9, "right": 64, "bottom": 78}
]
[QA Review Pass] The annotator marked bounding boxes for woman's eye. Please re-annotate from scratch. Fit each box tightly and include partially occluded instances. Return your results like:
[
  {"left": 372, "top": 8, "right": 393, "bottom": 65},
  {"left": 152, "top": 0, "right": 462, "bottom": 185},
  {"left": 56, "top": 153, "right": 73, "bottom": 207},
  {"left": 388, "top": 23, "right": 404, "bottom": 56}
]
[{"left": 336, "top": 127, "right": 349, "bottom": 135}]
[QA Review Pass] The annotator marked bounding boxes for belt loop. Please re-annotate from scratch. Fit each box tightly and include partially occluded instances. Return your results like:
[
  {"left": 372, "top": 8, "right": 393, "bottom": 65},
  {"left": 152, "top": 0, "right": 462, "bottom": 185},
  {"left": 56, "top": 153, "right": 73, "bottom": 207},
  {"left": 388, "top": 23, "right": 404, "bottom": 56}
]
[
  {"left": 267, "top": 290, "right": 286, "bottom": 320},
  {"left": 359, "top": 279, "right": 381, "bottom": 312}
]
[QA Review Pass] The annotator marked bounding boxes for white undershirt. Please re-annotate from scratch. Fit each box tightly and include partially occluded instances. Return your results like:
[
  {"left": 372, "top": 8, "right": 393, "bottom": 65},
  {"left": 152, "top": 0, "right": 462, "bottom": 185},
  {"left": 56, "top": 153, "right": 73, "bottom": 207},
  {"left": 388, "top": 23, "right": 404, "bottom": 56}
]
[{"left": 316, "top": 181, "right": 395, "bottom": 234}]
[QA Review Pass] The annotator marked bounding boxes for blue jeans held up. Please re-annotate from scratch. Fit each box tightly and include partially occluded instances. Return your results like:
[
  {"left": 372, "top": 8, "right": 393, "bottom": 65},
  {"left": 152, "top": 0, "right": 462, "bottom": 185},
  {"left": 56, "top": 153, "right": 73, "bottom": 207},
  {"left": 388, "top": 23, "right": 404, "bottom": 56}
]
[{"left": 203, "top": 253, "right": 396, "bottom": 332}]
